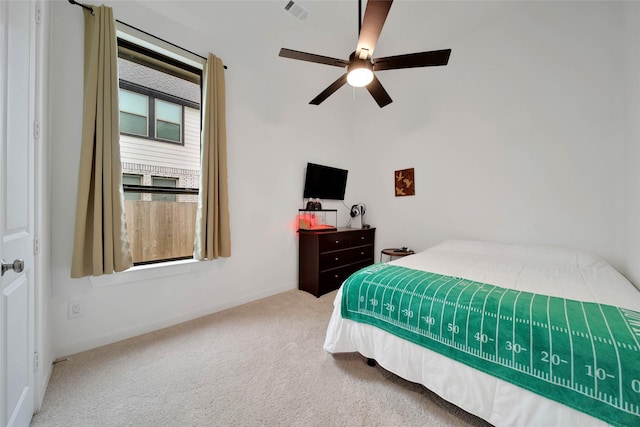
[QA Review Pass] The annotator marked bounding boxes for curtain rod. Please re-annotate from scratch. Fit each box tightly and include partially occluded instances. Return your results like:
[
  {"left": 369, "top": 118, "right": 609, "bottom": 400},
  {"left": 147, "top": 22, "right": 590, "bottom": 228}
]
[
  {"left": 67, "top": 0, "right": 227, "bottom": 69},
  {"left": 68, "top": 0, "right": 93, "bottom": 15}
]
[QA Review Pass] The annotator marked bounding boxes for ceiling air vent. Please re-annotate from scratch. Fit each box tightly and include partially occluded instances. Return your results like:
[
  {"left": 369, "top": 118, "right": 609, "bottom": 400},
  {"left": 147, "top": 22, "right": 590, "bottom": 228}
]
[{"left": 284, "top": 1, "right": 309, "bottom": 21}]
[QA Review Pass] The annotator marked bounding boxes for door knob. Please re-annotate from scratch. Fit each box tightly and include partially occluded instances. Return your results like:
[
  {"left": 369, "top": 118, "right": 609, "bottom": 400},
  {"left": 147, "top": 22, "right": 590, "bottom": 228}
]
[{"left": 1, "top": 258, "right": 24, "bottom": 277}]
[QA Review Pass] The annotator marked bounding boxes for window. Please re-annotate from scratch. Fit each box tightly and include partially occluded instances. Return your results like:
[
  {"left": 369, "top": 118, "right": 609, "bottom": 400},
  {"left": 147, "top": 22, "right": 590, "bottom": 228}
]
[
  {"left": 119, "top": 90, "right": 148, "bottom": 137},
  {"left": 118, "top": 35, "right": 203, "bottom": 265},
  {"left": 155, "top": 100, "right": 182, "bottom": 143},
  {"left": 122, "top": 174, "right": 142, "bottom": 201},
  {"left": 151, "top": 177, "right": 177, "bottom": 202},
  {"left": 118, "top": 83, "right": 190, "bottom": 145}
]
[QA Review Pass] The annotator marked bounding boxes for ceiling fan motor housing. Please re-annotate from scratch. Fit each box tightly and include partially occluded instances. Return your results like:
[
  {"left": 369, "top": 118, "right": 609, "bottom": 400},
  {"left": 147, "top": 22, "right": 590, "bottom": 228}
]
[{"left": 347, "top": 52, "right": 374, "bottom": 87}]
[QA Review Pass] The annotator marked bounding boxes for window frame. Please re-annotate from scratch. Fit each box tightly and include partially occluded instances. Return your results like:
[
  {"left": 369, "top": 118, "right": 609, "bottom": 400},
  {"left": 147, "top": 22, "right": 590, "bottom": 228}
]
[
  {"left": 116, "top": 31, "right": 204, "bottom": 267},
  {"left": 118, "top": 81, "right": 200, "bottom": 146}
]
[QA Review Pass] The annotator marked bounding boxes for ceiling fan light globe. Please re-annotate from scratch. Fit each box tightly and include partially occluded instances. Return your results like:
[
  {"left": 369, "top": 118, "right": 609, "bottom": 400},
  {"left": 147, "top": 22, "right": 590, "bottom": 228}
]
[{"left": 347, "top": 68, "right": 374, "bottom": 87}]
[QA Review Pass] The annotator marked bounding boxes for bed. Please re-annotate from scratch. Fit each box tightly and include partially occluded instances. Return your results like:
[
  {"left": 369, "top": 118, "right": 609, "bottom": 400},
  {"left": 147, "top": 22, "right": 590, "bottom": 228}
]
[{"left": 323, "top": 240, "right": 640, "bottom": 426}]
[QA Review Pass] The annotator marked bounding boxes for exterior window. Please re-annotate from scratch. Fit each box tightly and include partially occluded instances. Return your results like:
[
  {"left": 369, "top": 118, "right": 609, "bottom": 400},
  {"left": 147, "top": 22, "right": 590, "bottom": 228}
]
[
  {"left": 155, "top": 100, "right": 182, "bottom": 143},
  {"left": 118, "top": 85, "right": 189, "bottom": 146},
  {"left": 151, "top": 177, "right": 177, "bottom": 202},
  {"left": 119, "top": 90, "right": 148, "bottom": 137},
  {"left": 118, "top": 37, "right": 202, "bottom": 265},
  {"left": 122, "top": 174, "right": 142, "bottom": 201}
]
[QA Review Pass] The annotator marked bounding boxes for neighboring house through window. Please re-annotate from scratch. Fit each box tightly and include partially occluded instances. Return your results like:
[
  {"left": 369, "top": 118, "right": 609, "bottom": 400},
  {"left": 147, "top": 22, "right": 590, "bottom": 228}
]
[{"left": 117, "top": 35, "right": 202, "bottom": 265}]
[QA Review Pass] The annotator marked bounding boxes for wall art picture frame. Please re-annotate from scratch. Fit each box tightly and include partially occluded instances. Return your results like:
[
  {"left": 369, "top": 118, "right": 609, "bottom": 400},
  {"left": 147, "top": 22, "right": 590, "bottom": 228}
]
[{"left": 395, "top": 168, "right": 415, "bottom": 196}]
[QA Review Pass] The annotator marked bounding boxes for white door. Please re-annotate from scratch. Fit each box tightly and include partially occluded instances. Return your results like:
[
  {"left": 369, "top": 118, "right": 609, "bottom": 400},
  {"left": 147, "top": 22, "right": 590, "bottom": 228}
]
[{"left": 0, "top": 1, "right": 36, "bottom": 426}]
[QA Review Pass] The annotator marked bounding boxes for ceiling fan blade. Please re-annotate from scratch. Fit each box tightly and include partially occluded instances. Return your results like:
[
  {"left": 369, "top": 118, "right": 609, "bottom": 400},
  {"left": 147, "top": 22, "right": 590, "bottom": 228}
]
[
  {"left": 366, "top": 74, "right": 393, "bottom": 108},
  {"left": 309, "top": 74, "right": 349, "bottom": 105},
  {"left": 373, "top": 49, "right": 451, "bottom": 71},
  {"left": 356, "top": 0, "right": 393, "bottom": 59},
  {"left": 279, "top": 48, "right": 349, "bottom": 68}
]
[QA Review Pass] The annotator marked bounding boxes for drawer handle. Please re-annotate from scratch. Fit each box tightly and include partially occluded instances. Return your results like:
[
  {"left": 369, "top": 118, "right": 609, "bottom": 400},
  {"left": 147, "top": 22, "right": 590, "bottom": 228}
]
[
  {"left": 335, "top": 257, "right": 339, "bottom": 261},
  {"left": 334, "top": 274, "right": 339, "bottom": 278},
  {"left": 361, "top": 236, "right": 365, "bottom": 240},
  {"left": 360, "top": 252, "right": 364, "bottom": 255},
  {"left": 335, "top": 240, "right": 340, "bottom": 244}
]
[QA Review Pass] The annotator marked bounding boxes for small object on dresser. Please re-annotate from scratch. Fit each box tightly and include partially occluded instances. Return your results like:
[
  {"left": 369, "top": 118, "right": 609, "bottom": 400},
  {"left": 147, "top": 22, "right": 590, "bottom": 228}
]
[
  {"left": 305, "top": 198, "right": 322, "bottom": 210},
  {"left": 298, "top": 209, "right": 337, "bottom": 231}
]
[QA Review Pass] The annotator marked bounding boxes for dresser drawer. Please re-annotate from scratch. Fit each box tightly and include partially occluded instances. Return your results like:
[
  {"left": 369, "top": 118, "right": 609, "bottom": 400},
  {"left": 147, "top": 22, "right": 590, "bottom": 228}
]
[
  {"left": 319, "top": 249, "right": 350, "bottom": 271},
  {"left": 318, "top": 233, "right": 350, "bottom": 252},
  {"left": 350, "top": 245, "right": 373, "bottom": 264},
  {"left": 349, "top": 230, "right": 374, "bottom": 247},
  {"left": 319, "top": 265, "right": 354, "bottom": 295}
]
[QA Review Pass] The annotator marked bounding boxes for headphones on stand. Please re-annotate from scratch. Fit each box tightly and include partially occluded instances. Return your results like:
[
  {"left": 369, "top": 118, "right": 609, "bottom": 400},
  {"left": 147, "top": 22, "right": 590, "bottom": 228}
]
[{"left": 350, "top": 203, "right": 366, "bottom": 218}]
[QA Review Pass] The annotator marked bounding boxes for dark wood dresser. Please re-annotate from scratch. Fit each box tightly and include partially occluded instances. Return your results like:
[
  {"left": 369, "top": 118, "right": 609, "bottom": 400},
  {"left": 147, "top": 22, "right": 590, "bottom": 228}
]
[{"left": 298, "top": 227, "right": 376, "bottom": 297}]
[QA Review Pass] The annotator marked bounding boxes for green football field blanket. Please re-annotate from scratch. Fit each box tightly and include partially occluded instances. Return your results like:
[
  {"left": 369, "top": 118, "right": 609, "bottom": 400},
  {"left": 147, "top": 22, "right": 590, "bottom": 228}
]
[{"left": 341, "top": 263, "right": 640, "bottom": 427}]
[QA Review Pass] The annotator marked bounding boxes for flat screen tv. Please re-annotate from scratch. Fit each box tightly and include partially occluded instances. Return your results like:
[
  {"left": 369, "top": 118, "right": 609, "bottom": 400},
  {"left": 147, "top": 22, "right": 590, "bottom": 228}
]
[{"left": 303, "top": 162, "right": 348, "bottom": 201}]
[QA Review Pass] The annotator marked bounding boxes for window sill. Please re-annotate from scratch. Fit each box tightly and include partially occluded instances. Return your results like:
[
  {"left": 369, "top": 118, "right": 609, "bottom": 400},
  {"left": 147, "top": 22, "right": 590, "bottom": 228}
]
[{"left": 89, "top": 258, "right": 209, "bottom": 288}]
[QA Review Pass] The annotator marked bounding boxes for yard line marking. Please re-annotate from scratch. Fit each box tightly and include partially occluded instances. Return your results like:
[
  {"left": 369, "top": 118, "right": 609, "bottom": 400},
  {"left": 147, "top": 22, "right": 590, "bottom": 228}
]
[
  {"left": 580, "top": 301, "right": 599, "bottom": 396},
  {"left": 563, "top": 298, "right": 575, "bottom": 386},
  {"left": 597, "top": 304, "right": 624, "bottom": 406}
]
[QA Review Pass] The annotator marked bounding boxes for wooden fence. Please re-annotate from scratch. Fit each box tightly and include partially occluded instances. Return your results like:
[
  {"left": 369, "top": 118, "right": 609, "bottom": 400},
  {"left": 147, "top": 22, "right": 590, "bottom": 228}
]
[{"left": 124, "top": 200, "right": 198, "bottom": 264}]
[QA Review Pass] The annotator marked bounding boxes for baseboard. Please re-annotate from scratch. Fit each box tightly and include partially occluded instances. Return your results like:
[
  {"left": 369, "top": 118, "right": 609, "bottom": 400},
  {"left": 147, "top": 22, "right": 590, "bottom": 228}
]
[{"left": 55, "top": 283, "right": 296, "bottom": 357}]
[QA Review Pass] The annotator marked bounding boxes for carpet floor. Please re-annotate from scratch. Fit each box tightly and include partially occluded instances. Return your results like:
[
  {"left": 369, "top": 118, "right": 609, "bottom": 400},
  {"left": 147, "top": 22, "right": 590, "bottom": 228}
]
[{"left": 31, "top": 289, "right": 491, "bottom": 427}]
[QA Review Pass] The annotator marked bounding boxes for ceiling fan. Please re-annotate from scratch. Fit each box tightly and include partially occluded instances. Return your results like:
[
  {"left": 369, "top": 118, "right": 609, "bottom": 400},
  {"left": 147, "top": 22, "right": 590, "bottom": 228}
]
[{"left": 279, "top": 0, "right": 451, "bottom": 108}]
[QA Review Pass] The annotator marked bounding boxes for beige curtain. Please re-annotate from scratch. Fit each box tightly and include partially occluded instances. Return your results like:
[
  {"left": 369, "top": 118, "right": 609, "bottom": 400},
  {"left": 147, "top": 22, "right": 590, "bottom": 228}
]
[
  {"left": 71, "top": 5, "right": 133, "bottom": 278},
  {"left": 194, "top": 54, "right": 231, "bottom": 260}
]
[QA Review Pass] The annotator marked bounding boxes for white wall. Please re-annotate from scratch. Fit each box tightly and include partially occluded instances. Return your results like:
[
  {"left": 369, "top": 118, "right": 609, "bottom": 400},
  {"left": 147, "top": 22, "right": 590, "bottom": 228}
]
[
  {"left": 350, "top": 1, "right": 631, "bottom": 277},
  {"left": 48, "top": 0, "right": 356, "bottom": 357},
  {"left": 47, "top": 0, "right": 640, "bottom": 358},
  {"left": 623, "top": 2, "right": 640, "bottom": 285}
]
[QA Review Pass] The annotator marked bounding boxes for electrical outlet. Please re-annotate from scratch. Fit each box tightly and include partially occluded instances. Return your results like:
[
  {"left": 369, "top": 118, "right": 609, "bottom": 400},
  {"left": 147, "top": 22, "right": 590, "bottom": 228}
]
[{"left": 68, "top": 300, "right": 82, "bottom": 318}]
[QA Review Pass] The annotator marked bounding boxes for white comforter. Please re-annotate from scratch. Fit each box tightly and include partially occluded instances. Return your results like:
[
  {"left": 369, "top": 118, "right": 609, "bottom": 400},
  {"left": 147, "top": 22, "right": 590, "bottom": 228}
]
[{"left": 323, "top": 240, "right": 640, "bottom": 426}]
